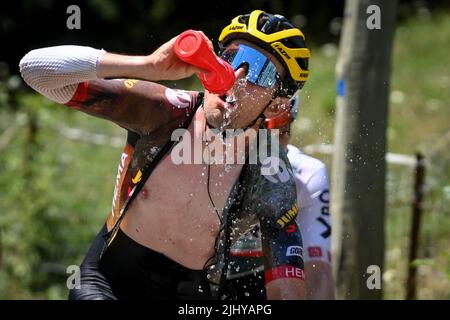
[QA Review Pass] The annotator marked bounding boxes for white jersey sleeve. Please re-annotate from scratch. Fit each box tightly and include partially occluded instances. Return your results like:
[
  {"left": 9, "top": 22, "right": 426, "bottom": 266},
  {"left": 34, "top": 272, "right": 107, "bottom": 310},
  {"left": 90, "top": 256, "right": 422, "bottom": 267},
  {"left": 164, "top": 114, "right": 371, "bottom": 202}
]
[
  {"left": 287, "top": 144, "right": 332, "bottom": 263},
  {"left": 19, "top": 46, "right": 105, "bottom": 104}
]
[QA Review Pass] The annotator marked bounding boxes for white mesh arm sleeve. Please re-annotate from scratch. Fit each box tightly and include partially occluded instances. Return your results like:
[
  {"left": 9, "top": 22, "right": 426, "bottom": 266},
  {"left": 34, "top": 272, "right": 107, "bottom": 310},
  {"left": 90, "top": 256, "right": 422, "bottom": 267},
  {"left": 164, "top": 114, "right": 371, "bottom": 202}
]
[{"left": 19, "top": 46, "right": 106, "bottom": 104}]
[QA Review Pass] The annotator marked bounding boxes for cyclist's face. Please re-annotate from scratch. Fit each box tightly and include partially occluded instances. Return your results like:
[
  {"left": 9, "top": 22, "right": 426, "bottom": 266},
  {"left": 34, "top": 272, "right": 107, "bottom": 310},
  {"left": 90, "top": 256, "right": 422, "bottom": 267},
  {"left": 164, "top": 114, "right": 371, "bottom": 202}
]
[{"left": 203, "top": 40, "right": 285, "bottom": 130}]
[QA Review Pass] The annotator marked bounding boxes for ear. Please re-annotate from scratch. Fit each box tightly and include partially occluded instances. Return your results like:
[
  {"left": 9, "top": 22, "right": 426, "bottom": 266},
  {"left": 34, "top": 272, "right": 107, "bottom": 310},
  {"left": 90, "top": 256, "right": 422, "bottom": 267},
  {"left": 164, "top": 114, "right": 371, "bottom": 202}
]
[{"left": 263, "top": 96, "right": 290, "bottom": 118}]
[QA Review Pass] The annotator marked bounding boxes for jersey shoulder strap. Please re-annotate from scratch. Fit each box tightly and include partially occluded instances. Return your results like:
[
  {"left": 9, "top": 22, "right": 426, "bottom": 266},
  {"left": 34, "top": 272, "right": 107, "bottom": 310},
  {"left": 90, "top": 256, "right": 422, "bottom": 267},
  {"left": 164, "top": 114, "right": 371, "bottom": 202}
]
[{"left": 101, "top": 92, "right": 204, "bottom": 250}]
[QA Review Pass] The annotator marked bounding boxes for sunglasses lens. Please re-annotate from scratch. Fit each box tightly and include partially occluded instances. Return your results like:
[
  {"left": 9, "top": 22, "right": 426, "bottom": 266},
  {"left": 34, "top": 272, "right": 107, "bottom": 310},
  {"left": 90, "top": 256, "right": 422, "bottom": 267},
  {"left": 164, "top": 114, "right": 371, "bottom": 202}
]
[
  {"left": 258, "top": 62, "right": 278, "bottom": 87},
  {"left": 221, "top": 44, "right": 279, "bottom": 88}
]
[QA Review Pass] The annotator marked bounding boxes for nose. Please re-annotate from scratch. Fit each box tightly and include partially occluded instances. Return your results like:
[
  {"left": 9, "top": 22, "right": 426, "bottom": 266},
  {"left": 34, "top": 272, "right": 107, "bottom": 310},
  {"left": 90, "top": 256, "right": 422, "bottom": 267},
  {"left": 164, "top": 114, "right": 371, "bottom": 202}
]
[{"left": 234, "top": 65, "right": 248, "bottom": 80}]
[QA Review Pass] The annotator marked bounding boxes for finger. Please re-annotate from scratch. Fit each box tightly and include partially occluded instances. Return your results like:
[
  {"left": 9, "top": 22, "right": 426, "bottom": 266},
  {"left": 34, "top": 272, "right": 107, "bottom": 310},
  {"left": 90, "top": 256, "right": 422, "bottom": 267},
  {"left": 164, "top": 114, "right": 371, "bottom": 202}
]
[{"left": 192, "top": 66, "right": 210, "bottom": 74}]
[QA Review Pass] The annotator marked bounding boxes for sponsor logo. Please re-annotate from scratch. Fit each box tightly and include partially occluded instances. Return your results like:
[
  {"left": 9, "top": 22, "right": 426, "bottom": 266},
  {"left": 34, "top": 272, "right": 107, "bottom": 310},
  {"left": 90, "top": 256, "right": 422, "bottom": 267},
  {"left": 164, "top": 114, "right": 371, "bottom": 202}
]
[
  {"left": 285, "top": 224, "right": 297, "bottom": 234},
  {"left": 276, "top": 203, "right": 299, "bottom": 228},
  {"left": 111, "top": 152, "right": 129, "bottom": 215},
  {"left": 132, "top": 170, "right": 142, "bottom": 184},
  {"left": 229, "top": 25, "right": 244, "bottom": 30},
  {"left": 285, "top": 266, "right": 304, "bottom": 279},
  {"left": 318, "top": 189, "right": 331, "bottom": 238},
  {"left": 319, "top": 189, "right": 329, "bottom": 204},
  {"left": 124, "top": 79, "right": 139, "bottom": 89},
  {"left": 286, "top": 246, "right": 303, "bottom": 258},
  {"left": 265, "top": 265, "right": 305, "bottom": 283},
  {"left": 308, "top": 246, "right": 323, "bottom": 258},
  {"left": 273, "top": 44, "right": 291, "bottom": 60},
  {"left": 165, "top": 88, "right": 191, "bottom": 109},
  {"left": 317, "top": 216, "right": 331, "bottom": 238}
]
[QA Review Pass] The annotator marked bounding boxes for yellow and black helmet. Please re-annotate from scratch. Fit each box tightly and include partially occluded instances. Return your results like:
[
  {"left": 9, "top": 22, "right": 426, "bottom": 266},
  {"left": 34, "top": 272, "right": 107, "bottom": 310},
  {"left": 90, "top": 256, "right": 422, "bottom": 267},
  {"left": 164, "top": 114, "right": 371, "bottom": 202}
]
[{"left": 218, "top": 10, "right": 310, "bottom": 96}]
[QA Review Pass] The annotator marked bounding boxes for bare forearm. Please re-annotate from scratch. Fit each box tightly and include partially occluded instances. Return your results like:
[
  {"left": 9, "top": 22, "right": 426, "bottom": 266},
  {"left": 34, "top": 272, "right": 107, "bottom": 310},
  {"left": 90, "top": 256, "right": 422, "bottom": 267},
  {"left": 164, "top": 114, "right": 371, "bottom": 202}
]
[
  {"left": 305, "top": 261, "right": 335, "bottom": 299},
  {"left": 265, "top": 278, "right": 306, "bottom": 300},
  {"left": 98, "top": 35, "right": 206, "bottom": 81},
  {"left": 97, "top": 52, "right": 155, "bottom": 80}
]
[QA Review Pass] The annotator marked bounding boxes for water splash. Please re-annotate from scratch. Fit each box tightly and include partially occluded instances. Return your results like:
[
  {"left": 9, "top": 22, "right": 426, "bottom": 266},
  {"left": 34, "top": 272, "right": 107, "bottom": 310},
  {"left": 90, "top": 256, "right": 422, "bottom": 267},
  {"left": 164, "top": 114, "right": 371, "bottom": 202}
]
[{"left": 225, "top": 95, "right": 236, "bottom": 104}]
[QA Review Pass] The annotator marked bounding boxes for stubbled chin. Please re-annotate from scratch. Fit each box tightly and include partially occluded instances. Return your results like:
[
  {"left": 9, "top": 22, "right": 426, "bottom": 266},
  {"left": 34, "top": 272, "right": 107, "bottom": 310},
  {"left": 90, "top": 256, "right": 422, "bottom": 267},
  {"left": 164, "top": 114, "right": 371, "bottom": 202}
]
[
  {"left": 204, "top": 108, "right": 223, "bottom": 128},
  {"left": 204, "top": 107, "right": 245, "bottom": 130}
]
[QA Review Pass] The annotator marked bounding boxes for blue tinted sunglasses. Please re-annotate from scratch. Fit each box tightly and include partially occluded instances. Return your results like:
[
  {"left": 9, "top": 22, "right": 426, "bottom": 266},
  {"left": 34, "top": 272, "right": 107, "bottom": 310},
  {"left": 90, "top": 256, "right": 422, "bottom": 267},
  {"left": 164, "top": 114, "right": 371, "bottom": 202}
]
[{"left": 220, "top": 44, "right": 281, "bottom": 88}]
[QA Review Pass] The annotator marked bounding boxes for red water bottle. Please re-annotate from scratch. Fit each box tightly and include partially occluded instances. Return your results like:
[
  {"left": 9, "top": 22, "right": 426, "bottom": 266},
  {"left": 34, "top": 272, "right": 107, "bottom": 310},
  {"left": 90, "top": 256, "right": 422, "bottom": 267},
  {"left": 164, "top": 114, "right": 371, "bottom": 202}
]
[{"left": 174, "top": 30, "right": 236, "bottom": 95}]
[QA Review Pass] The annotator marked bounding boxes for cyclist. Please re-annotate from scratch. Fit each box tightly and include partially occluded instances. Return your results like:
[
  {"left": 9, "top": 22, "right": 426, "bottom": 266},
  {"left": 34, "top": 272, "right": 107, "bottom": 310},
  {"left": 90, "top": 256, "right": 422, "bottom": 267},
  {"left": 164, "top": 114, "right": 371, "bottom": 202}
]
[{"left": 19, "top": 10, "right": 310, "bottom": 300}]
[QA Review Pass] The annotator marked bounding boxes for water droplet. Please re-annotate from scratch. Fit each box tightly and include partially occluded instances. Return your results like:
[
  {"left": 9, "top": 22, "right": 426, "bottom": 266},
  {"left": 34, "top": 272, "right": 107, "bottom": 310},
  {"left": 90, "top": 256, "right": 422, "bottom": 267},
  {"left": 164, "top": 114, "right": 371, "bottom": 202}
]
[{"left": 225, "top": 95, "right": 236, "bottom": 103}]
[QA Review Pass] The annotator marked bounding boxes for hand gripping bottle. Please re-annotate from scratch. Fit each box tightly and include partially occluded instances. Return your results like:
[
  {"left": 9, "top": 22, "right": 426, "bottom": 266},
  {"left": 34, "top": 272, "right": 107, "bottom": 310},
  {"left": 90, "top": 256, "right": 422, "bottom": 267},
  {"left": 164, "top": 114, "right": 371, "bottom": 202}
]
[{"left": 174, "top": 30, "right": 236, "bottom": 95}]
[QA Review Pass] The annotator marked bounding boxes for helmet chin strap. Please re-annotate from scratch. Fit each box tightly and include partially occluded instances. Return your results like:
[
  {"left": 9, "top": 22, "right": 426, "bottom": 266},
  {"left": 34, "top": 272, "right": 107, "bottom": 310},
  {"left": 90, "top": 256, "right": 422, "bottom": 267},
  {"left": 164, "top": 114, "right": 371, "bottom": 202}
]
[
  {"left": 239, "top": 98, "right": 273, "bottom": 131},
  {"left": 250, "top": 105, "right": 268, "bottom": 128},
  {"left": 244, "top": 82, "right": 284, "bottom": 130}
]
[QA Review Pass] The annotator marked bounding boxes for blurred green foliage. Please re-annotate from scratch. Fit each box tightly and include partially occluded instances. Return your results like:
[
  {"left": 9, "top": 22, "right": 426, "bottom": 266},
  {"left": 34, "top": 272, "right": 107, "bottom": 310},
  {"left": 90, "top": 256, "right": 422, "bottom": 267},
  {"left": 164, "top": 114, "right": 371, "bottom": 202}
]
[{"left": 0, "top": 92, "right": 124, "bottom": 298}]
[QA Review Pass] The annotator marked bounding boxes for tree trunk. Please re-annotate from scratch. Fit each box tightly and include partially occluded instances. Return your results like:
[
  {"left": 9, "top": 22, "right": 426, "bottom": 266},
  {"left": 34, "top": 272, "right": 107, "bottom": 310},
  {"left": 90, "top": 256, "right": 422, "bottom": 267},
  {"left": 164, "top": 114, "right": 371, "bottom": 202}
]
[{"left": 331, "top": 0, "right": 398, "bottom": 299}]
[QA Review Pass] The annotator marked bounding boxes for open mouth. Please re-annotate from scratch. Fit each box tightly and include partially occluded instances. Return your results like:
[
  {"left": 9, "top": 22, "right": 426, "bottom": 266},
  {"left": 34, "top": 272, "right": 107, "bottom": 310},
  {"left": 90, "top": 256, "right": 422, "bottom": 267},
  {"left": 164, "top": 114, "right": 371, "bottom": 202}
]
[{"left": 219, "top": 94, "right": 237, "bottom": 109}]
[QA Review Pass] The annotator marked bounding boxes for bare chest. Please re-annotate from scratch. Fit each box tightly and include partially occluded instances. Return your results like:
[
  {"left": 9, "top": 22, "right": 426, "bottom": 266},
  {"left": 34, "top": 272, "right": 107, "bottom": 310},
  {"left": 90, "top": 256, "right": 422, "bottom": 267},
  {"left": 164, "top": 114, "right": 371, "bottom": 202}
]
[{"left": 120, "top": 119, "right": 244, "bottom": 268}]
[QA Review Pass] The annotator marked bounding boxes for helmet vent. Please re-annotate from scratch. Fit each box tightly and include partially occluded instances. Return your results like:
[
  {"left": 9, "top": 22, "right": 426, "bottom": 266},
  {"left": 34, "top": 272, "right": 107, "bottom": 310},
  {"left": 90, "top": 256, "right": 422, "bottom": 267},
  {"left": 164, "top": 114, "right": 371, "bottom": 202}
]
[
  {"left": 238, "top": 15, "right": 249, "bottom": 25},
  {"left": 260, "top": 14, "right": 286, "bottom": 34},
  {"left": 280, "top": 36, "right": 306, "bottom": 49},
  {"left": 296, "top": 57, "right": 309, "bottom": 72}
]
